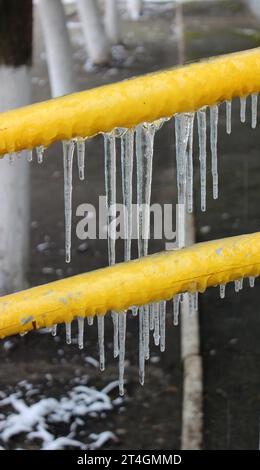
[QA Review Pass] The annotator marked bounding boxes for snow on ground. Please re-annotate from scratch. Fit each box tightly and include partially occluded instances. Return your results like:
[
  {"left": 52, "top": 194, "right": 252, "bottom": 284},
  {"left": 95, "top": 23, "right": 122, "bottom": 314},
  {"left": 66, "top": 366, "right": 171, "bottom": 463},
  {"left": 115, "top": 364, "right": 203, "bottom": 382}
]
[{"left": 0, "top": 380, "right": 121, "bottom": 450}]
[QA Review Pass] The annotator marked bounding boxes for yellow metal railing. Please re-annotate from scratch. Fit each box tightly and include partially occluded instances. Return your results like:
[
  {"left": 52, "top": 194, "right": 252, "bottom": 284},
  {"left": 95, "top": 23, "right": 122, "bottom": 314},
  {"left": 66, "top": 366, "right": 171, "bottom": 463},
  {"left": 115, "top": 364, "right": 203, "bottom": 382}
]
[
  {"left": 0, "top": 48, "right": 259, "bottom": 155},
  {"left": 0, "top": 232, "right": 259, "bottom": 339}
]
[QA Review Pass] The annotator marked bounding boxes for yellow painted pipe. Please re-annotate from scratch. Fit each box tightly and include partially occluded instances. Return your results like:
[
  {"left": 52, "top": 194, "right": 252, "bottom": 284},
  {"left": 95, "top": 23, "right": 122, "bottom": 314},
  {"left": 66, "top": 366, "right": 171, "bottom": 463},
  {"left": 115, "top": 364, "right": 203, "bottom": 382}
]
[
  {"left": 0, "top": 48, "right": 260, "bottom": 155},
  {"left": 0, "top": 232, "right": 259, "bottom": 339}
]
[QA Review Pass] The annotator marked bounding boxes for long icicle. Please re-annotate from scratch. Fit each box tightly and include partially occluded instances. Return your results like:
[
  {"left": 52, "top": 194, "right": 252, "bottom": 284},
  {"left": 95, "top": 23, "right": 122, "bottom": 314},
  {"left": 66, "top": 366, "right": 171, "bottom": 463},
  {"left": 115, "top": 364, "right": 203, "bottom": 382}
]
[
  {"left": 77, "top": 317, "right": 84, "bottom": 349},
  {"left": 121, "top": 129, "right": 134, "bottom": 262},
  {"left": 104, "top": 132, "right": 118, "bottom": 359},
  {"left": 136, "top": 123, "right": 156, "bottom": 382},
  {"left": 65, "top": 322, "right": 72, "bottom": 344},
  {"left": 187, "top": 113, "right": 195, "bottom": 213},
  {"left": 197, "top": 108, "right": 207, "bottom": 212},
  {"left": 240, "top": 97, "right": 247, "bottom": 123},
  {"left": 118, "top": 312, "right": 126, "bottom": 396},
  {"left": 173, "top": 113, "right": 193, "bottom": 324},
  {"left": 210, "top": 105, "right": 219, "bottom": 200},
  {"left": 226, "top": 100, "right": 232, "bottom": 134},
  {"left": 251, "top": 93, "right": 258, "bottom": 129},
  {"left": 63, "top": 140, "right": 75, "bottom": 263},
  {"left": 97, "top": 315, "right": 105, "bottom": 371}
]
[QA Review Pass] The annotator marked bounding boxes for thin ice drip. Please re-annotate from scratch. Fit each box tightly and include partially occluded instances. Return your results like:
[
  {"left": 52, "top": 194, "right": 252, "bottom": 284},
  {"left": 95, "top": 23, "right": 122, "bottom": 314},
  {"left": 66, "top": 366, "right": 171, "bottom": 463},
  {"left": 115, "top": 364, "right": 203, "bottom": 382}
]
[
  {"left": 76, "top": 138, "right": 85, "bottom": 180},
  {"left": 121, "top": 129, "right": 134, "bottom": 261},
  {"left": 63, "top": 140, "right": 75, "bottom": 263},
  {"left": 251, "top": 93, "right": 258, "bottom": 129},
  {"left": 77, "top": 317, "right": 84, "bottom": 349},
  {"left": 197, "top": 108, "right": 207, "bottom": 212},
  {"left": 36, "top": 145, "right": 45, "bottom": 164},
  {"left": 104, "top": 132, "right": 118, "bottom": 359},
  {"left": 240, "top": 97, "right": 247, "bottom": 123},
  {"left": 210, "top": 105, "right": 219, "bottom": 200},
  {"left": 97, "top": 315, "right": 105, "bottom": 371},
  {"left": 226, "top": 100, "right": 232, "bottom": 134},
  {"left": 118, "top": 312, "right": 126, "bottom": 396}
]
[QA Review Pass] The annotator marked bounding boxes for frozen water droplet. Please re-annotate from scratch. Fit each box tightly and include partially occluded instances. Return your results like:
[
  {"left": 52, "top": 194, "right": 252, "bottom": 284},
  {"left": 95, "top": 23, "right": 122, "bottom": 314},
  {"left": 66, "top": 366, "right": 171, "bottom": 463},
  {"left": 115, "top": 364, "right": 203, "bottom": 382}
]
[
  {"left": 9, "top": 153, "right": 15, "bottom": 165},
  {"left": 36, "top": 145, "right": 45, "bottom": 164},
  {"left": 118, "top": 312, "right": 126, "bottom": 396},
  {"left": 210, "top": 105, "right": 219, "bottom": 200},
  {"left": 226, "top": 100, "right": 232, "bottom": 134},
  {"left": 97, "top": 315, "right": 105, "bottom": 371},
  {"left": 27, "top": 150, "right": 33, "bottom": 162},
  {"left": 234, "top": 280, "right": 240, "bottom": 293},
  {"left": 240, "top": 97, "right": 247, "bottom": 123},
  {"left": 76, "top": 138, "right": 85, "bottom": 180},
  {"left": 65, "top": 322, "right": 72, "bottom": 344},
  {"left": 87, "top": 316, "right": 94, "bottom": 326},
  {"left": 249, "top": 276, "right": 255, "bottom": 288},
  {"left": 251, "top": 93, "right": 258, "bottom": 129},
  {"left": 63, "top": 140, "right": 75, "bottom": 263},
  {"left": 219, "top": 284, "right": 226, "bottom": 299},
  {"left": 197, "top": 108, "right": 207, "bottom": 212},
  {"left": 77, "top": 317, "right": 84, "bottom": 349},
  {"left": 51, "top": 324, "right": 57, "bottom": 336}
]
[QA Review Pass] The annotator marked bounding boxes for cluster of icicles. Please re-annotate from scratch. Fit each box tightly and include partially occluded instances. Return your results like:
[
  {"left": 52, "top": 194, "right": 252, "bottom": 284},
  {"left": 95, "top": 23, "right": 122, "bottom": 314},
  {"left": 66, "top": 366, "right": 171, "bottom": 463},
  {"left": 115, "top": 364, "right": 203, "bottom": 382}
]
[{"left": 7, "top": 93, "right": 258, "bottom": 395}]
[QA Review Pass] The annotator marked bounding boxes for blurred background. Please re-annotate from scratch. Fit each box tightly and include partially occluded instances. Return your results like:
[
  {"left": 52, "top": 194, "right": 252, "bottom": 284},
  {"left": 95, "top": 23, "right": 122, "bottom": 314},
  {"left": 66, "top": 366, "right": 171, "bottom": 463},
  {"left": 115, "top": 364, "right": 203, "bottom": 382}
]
[{"left": 0, "top": 0, "right": 260, "bottom": 451}]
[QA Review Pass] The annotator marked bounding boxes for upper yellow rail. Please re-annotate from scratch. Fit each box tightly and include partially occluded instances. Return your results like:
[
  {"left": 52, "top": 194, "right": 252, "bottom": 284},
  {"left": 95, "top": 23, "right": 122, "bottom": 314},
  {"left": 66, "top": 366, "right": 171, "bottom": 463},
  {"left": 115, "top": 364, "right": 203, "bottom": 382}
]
[
  {"left": 0, "top": 232, "right": 259, "bottom": 339},
  {"left": 0, "top": 48, "right": 260, "bottom": 155}
]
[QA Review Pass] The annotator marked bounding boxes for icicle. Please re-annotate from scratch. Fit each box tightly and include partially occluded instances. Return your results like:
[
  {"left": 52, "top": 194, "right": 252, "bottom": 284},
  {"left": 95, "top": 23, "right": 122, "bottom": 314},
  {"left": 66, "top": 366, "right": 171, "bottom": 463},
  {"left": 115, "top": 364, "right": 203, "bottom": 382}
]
[
  {"left": 240, "top": 97, "right": 247, "bottom": 123},
  {"left": 197, "top": 108, "right": 207, "bottom": 212},
  {"left": 191, "top": 292, "right": 198, "bottom": 311},
  {"left": 9, "top": 153, "right": 15, "bottom": 165},
  {"left": 249, "top": 276, "right": 255, "bottom": 288},
  {"left": 234, "top": 280, "right": 240, "bottom": 293},
  {"left": 97, "top": 315, "right": 105, "bottom": 371},
  {"left": 238, "top": 278, "right": 243, "bottom": 290},
  {"left": 121, "top": 129, "right": 134, "bottom": 261},
  {"left": 63, "top": 140, "right": 75, "bottom": 263},
  {"left": 104, "top": 132, "right": 116, "bottom": 265},
  {"left": 159, "top": 301, "right": 166, "bottom": 352},
  {"left": 87, "top": 316, "right": 94, "bottom": 326},
  {"left": 111, "top": 312, "right": 119, "bottom": 358},
  {"left": 139, "top": 311, "right": 145, "bottom": 385},
  {"left": 142, "top": 305, "right": 150, "bottom": 360},
  {"left": 187, "top": 113, "right": 195, "bottom": 213},
  {"left": 175, "top": 113, "right": 192, "bottom": 206},
  {"left": 51, "top": 324, "right": 57, "bottom": 336},
  {"left": 36, "top": 145, "right": 45, "bottom": 164},
  {"left": 65, "top": 322, "right": 72, "bottom": 344},
  {"left": 149, "top": 304, "right": 155, "bottom": 330},
  {"left": 210, "top": 105, "right": 219, "bottom": 200},
  {"left": 219, "top": 284, "right": 226, "bottom": 299},
  {"left": 153, "top": 302, "right": 160, "bottom": 346},
  {"left": 251, "top": 93, "right": 258, "bottom": 129},
  {"left": 27, "top": 150, "right": 33, "bottom": 162},
  {"left": 77, "top": 317, "right": 84, "bottom": 349},
  {"left": 76, "top": 138, "right": 85, "bottom": 180},
  {"left": 104, "top": 133, "right": 119, "bottom": 360},
  {"left": 136, "top": 123, "right": 158, "bottom": 257},
  {"left": 226, "top": 100, "right": 232, "bottom": 134},
  {"left": 173, "top": 295, "right": 180, "bottom": 326},
  {"left": 131, "top": 306, "right": 138, "bottom": 316},
  {"left": 118, "top": 312, "right": 126, "bottom": 396}
]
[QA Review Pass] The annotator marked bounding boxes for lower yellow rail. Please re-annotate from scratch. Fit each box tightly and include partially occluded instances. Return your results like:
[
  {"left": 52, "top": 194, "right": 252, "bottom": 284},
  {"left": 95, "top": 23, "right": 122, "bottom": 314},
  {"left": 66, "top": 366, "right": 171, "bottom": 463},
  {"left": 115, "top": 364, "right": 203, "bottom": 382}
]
[{"left": 0, "top": 232, "right": 259, "bottom": 339}]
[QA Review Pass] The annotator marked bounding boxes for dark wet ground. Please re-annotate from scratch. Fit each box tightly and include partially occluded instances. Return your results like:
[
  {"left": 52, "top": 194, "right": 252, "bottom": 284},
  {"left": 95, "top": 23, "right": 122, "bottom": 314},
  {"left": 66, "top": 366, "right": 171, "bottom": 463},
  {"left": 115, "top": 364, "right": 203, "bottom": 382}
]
[{"left": 0, "top": 0, "right": 260, "bottom": 450}]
